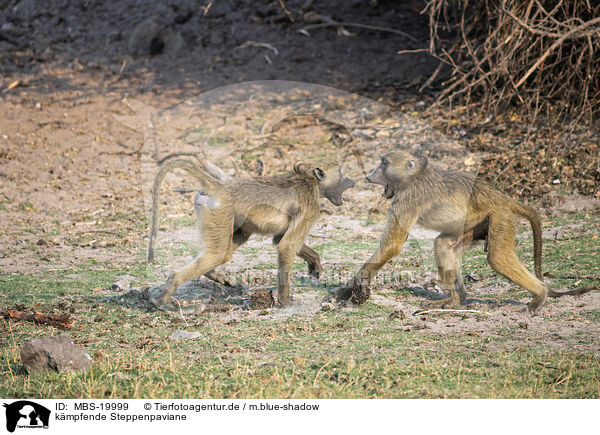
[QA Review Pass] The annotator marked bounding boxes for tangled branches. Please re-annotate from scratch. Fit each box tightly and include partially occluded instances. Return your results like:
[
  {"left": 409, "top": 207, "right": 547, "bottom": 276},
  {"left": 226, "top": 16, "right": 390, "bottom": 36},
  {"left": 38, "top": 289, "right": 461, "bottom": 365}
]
[{"left": 424, "top": 0, "right": 600, "bottom": 125}]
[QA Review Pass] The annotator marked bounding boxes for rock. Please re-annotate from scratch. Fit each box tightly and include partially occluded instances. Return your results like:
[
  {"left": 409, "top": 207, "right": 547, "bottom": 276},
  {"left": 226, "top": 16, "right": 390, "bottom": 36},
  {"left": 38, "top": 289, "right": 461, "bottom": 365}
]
[
  {"left": 209, "top": 0, "right": 234, "bottom": 17},
  {"left": 10, "top": 0, "right": 39, "bottom": 21},
  {"left": 321, "top": 302, "right": 334, "bottom": 312},
  {"left": 20, "top": 335, "right": 92, "bottom": 374},
  {"left": 352, "top": 129, "right": 375, "bottom": 140},
  {"left": 128, "top": 18, "right": 161, "bottom": 56},
  {"left": 128, "top": 16, "right": 184, "bottom": 57},
  {"left": 169, "top": 330, "right": 202, "bottom": 340},
  {"left": 111, "top": 275, "right": 135, "bottom": 291},
  {"left": 169, "top": 0, "right": 196, "bottom": 22}
]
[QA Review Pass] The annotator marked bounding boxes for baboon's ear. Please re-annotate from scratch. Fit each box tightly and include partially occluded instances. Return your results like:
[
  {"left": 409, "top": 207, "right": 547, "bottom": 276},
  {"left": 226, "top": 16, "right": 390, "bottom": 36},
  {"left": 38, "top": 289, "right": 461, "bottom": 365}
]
[
  {"left": 313, "top": 167, "right": 326, "bottom": 181},
  {"left": 420, "top": 156, "right": 428, "bottom": 169}
]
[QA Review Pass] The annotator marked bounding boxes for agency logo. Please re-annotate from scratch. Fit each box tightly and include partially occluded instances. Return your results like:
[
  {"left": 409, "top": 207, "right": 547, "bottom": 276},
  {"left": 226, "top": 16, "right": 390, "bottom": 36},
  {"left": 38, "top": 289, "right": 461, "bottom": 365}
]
[{"left": 3, "top": 401, "right": 50, "bottom": 433}]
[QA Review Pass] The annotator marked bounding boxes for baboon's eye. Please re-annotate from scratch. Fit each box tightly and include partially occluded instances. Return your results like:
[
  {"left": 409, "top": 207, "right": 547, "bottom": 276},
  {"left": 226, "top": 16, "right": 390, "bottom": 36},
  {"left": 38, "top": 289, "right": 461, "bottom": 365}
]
[
  {"left": 406, "top": 160, "right": 415, "bottom": 171},
  {"left": 381, "top": 158, "right": 388, "bottom": 168}
]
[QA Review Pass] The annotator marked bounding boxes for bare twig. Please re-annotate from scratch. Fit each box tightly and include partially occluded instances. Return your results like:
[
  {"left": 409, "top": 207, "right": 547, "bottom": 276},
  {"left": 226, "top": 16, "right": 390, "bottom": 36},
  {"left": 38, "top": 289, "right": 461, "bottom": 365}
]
[
  {"left": 202, "top": 1, "right": 213, "bottom": 16},
  {"left": 425, "top": 0, "right": 600, "bottom": 126},
  {"left": 277, "top": 0, "right": 295, "bottom": 23},
  {"left": 1, "top": 308, "right": 72, "bottom": 329},
  {"left": 172, "top": 298, "right": 189, "bottom": 327},
  {"left": 107, "top": 59, "right": 127, "bottom": 85},
  {"left": 396, "top": 48, "right": 429, "bottom": 54},
  {"left": 235, "top": 41, "right": 279, "bottom": 56},
  {"left": 515, "top": 17, "right": 600, "bottom": 89},
  {"left": 413, "top": 308, "right": 484, "bottom": 316}
]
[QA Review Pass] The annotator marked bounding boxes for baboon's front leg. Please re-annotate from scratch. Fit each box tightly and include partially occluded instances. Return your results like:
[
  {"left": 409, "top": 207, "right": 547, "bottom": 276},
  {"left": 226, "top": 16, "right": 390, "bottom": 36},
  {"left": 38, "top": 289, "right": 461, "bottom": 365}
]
[
  {"left": 276, "top": 244, "right": 297, "bottom": 306},
  {"left": 337, "top": 214, "right": 414, "bottom": 304}
]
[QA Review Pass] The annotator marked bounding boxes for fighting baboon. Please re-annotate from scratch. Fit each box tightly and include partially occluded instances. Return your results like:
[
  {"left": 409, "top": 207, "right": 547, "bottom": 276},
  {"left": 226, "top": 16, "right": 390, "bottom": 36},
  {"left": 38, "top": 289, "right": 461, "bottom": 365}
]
[
  {"left": 337, "top": 150, "right": 590, "bottom": 312},
  {"left": 148, "top": 159, "right": 326, "bottom": 281},
  {"left": 149, "top": 158, "right": 354, "bottom": 307}
]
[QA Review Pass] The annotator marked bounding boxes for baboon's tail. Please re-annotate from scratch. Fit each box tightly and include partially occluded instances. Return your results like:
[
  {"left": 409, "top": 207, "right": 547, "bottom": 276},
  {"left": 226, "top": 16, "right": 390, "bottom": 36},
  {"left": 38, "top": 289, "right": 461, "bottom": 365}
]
[
  {"left": 147, "top": 159, "right": 221, "bottom": 263},
  {"left": 547, "top": 286, "right": 595, "bottom": 298},
  {"left": 510, "top": 200, "right": 595, "bottom": 299},
  {"left": 509, "top": 201, "right": 543, "bottom": 280}
]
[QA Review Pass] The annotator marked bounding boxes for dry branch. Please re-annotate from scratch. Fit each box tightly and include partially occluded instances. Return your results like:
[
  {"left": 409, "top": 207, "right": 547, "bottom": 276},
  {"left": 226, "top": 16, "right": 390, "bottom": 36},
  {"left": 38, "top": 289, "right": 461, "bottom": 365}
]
[
  {"left": 424, "top": 0, "right": 600, "bottom": 124},
  {"left": 1, "top": 308, "right": 72, "bottom": 329}
]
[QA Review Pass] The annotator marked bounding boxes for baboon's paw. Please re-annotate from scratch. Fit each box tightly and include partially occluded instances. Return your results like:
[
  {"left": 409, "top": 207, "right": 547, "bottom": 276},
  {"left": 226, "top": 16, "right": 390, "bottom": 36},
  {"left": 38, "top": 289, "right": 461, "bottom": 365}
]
[
  {"left": 527, "top": 294, "right": 546, "bottom": 315},
  {"left": 426, "top": 296, "right": 461, "bottom": 309},
  {"left": 151, "top": 296, "right": 174, "bottom": 310},
  {"left": 308, "top": 268, "right": 321, "bottom": 280}
]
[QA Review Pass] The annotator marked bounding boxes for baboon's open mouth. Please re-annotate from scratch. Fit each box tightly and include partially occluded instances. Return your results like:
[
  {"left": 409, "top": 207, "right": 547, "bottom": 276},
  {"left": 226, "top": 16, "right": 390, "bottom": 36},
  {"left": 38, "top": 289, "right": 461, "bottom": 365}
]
[{"left": 383, "top": 184, "right": 394, "bottom": 199}]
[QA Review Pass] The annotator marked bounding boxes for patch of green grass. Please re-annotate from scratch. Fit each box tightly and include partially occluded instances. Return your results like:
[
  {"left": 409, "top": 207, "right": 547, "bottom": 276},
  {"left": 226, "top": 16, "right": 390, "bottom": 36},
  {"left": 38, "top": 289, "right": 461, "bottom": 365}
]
[
  {"left": 163, "top": 215, "right": 197, "bottom": 229},
  {"left": 579, "top": 309, "right": 600, "bottom": 322},
  {"left": 2, "top": 297, "right": 599, "bottom": 398},
  {"left": 1, "top": 214, "right": 598, "bottom": 399},
  {"left": 0, "top": 263, "right": 151, "bottom": 306},
  {"left": 540, "top": 215, "right": 600, "bottom": 291}
]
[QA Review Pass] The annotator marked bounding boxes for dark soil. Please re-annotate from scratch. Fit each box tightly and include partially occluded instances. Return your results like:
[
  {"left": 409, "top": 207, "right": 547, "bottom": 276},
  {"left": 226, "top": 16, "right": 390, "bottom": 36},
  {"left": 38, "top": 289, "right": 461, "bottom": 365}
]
[
  {"left": 0, "top": 0, "right": 434, "bottom": 96},
  {"left": 249, "top": 288, "right": 274, "bottom": 310}
]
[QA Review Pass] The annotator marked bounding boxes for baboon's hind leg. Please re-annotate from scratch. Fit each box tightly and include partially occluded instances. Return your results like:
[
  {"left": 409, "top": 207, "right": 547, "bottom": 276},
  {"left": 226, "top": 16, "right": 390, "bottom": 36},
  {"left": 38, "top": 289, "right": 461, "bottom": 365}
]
[
  {"left": 203, "top": 229, "right": 252, "bottom": 287},
  {"left": 204, "top": 269, "right": 235, "bottom": 287},
  {"left": 486, "top": 212, "right": 547, "bottom": 312},
  {"left": 297, "top": 244, "right": 322, "bottom": 279},
  {"left": 430, "top": 234, "right": 466, "bottom": 308},
  {"left": 158, "top": 245, "right": 234, "bottom": 306},
  {"left": 274, "top": 235, "right": 323, "bottom": 280},
  {"left": 155, "top": 205, "right": 236, "bottom": 307}
]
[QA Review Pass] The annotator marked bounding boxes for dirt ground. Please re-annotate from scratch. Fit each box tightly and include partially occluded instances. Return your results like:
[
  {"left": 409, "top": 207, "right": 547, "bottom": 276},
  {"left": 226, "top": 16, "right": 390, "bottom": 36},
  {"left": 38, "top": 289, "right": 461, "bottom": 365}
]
[
  {"left": 0, "top": 0, "right": 435, "bottom": 271},
  {"left": 1, "top": 0, "right": 599, "bottom": 355}
]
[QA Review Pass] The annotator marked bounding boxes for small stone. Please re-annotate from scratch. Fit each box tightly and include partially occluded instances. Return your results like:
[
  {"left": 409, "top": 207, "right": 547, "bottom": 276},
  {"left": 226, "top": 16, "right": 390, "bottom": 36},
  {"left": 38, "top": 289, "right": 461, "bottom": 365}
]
[
  {"left": 321, "top": 302, "right": 333, "bottom": 312},
  {"left": 518, "top": 321, "right": 528, "bottom": 329},
  {"left": 128, "top": 18, "right": 161, "bottom": 56},
  {"left": 111, "top": 275, "right": 135, "bottom": 291},
  {"left": 556, "top": 196, "right": 600, "bottom": 213},
  {"left": 389, "top": 309, "right": 406, "bottom": 320},
  {"left": 20, "top": 335, "right": 92, "bottom": 374}
]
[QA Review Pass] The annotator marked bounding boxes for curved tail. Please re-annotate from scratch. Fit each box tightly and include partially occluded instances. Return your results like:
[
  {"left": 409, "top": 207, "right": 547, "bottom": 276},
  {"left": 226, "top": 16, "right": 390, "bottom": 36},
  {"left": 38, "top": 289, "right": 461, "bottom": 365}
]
[
  {"left": 510, "top": 199, "right": 594, "bottom": 299},
  {"left": 147, "top": 159, "right": 221, "bottom": 263},
  {"left": 510, "top": 200, "right": 543, "bottom": 279},
  {"left": 547, "top": 286, "right": 595, "bottom": 298}
]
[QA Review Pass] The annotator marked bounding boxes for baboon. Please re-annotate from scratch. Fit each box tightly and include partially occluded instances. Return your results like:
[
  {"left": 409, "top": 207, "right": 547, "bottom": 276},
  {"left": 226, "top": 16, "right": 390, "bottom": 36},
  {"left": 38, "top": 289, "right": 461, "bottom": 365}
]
[
  {"left": 337, "top": 150, "right": 591, "bottom": 312},
  {"left": 149, "top": 158, "right": 354, "bottom": 307},
  {"left": 148, "top": 160, "right": 332, "bottom": 281}
]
